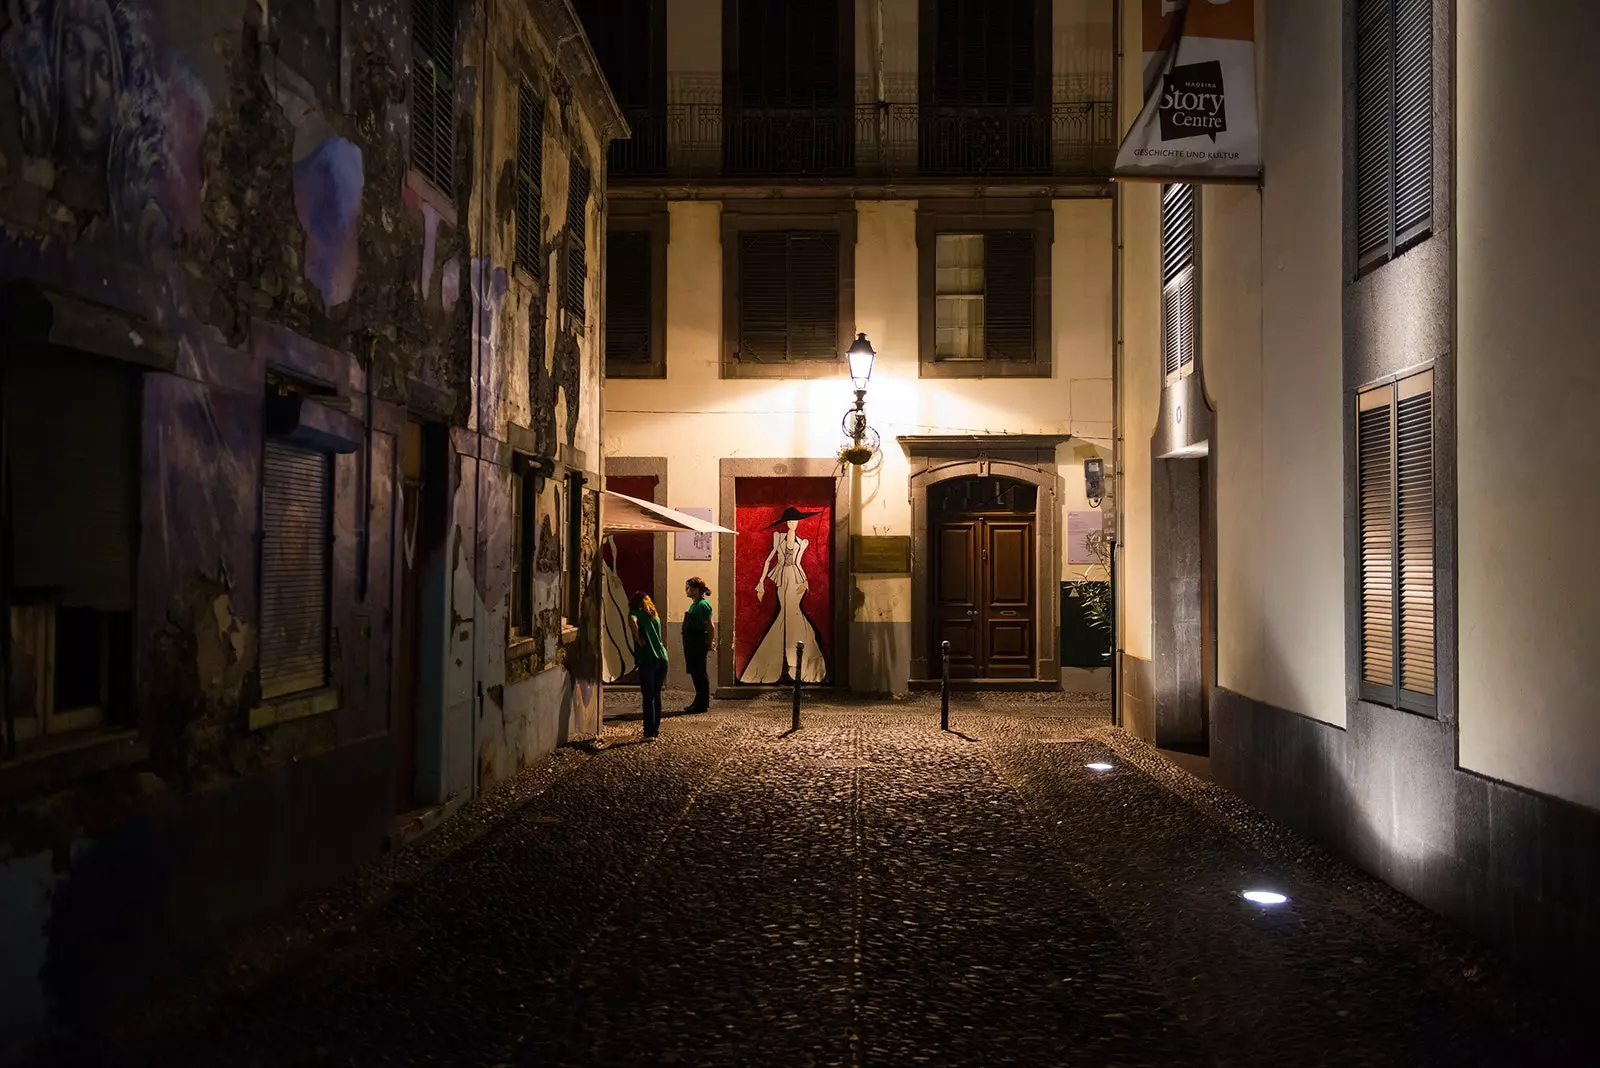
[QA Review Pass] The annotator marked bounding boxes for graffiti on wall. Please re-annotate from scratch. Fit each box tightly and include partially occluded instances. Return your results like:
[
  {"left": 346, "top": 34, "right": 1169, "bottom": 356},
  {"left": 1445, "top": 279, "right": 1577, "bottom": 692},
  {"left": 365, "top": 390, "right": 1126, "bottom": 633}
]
[
  {"left": 599, "top": 474, "right": 656, "bottom": 685},
  {"left": 734, "top": 477, "right": 834, "bottom": 685},
  {"left": 1, "top": 0, "right": 209, "bottom": 258}
]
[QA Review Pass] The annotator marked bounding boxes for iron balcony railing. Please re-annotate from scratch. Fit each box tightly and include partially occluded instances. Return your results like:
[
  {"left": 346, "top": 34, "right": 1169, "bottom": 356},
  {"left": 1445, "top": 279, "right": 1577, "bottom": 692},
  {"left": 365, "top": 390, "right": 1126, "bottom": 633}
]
[{"left": 608, "top": 99, "right": 1117, "bottom": 181}]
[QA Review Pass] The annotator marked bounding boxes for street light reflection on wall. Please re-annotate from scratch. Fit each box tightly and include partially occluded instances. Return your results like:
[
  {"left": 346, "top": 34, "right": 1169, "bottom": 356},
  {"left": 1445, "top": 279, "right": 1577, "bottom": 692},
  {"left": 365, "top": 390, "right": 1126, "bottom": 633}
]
[{"left": 841, "top": 332, "right": 880, "bottom": 467}]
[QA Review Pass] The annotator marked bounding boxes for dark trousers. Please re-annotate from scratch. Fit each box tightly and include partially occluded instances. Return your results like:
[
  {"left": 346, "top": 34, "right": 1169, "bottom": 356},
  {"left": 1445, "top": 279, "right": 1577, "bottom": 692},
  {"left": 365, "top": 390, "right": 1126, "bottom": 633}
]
[
  {"left": 638, "top": 657, "right": 666, "bottom": 736},
  {"left": 685, "top": 648, "right": 710, "bottom": 712}
]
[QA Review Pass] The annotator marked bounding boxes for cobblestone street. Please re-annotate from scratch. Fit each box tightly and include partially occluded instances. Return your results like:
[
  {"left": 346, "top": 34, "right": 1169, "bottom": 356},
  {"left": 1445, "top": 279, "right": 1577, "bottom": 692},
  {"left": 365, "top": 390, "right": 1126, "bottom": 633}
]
[{"left": 41, "top": 695, "right": 1584, "bottom": 1067}]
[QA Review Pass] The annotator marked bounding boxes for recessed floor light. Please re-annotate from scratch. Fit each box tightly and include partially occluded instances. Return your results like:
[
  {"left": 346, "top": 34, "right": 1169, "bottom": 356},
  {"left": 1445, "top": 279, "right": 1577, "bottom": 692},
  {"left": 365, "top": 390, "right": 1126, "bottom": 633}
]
[
  {"left": 1242, "top": 890, "right": 1288, "bottom": 905},
  {"left": 1085, "top": 762, "right": 1114, "bottom": 771}
]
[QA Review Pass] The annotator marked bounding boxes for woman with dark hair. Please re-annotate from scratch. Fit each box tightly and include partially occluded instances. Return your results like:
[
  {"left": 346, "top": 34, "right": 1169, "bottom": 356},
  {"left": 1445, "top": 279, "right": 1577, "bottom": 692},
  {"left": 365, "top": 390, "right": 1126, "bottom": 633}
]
[
  {"left": 628, "top": 591, "right": 669, "bottom": 740},
  {"left": 679, "top": 577, "right": 715, "bottom": 714}
]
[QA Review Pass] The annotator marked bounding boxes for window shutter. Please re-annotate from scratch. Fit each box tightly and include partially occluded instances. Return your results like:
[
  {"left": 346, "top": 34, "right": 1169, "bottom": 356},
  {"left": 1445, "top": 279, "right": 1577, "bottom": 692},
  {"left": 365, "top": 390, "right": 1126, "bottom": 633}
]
[
  {"left": 984, "top": 230, "right": 1035, "bottom": 361},
  {"left": 605, "top": 230, "right": 653, "bottom": 366},
  {"left": 737, "top": 231, "right": 790, "bottom": 362},
  {"left": 260, "top": 440, "right": 331, "bottom": 699},
  {"left": 1391, "top": 0, "right": 1433, "bottom": 244},
  {"left": 1396, "top": 373, "right": 1435, "bottom": 697},
  {"left": 1357, "top": 386, "right": 1395, "bottom": 690},
  {"left": 515, "top": 85, "right": 543, "bottom": 277},
  {"left": 1354, "top": 0, "right": 1392, "bottom": 264},
  {"left": 410, "top": 0, "right": 456, "bottom": 193},
  {"left": 564, "top": 159, "right": 590, "bottom": 319},
  {"left": 1161, "top": 183, "right": 1197, "bottom": 379},
  {"left": 785, "top": 231, "right": 840, "bottom": 360}
]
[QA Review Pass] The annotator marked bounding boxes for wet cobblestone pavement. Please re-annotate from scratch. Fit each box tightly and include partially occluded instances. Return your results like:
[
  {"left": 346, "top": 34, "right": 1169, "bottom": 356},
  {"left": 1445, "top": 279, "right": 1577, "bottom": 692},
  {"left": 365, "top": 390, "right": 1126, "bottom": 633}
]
[{"left": 39, "top": 694, "right": 1586, "bottom": 1067}]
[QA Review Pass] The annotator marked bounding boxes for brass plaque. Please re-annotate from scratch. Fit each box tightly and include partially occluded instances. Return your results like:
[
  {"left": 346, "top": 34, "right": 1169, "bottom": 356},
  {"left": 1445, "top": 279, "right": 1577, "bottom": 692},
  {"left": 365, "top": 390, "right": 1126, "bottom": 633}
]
[{"left": 852, "top": 535, "right": 911, "bottom": 573}]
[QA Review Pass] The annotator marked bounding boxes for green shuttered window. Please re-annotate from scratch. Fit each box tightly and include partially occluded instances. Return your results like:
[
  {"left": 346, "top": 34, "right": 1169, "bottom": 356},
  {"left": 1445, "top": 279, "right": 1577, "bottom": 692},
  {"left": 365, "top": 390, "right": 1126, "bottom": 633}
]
[
  {"left": 260, "top": 439, "right": 332, "bottom": 699},
  {"left": 410, "top": 0, "right": 457, "bottom": 194},
  {"left": 606, "top": 229, "right": 654, "bottom": 368},
  {"left": 515, "top": 84, "right": 543, "bottom": 278},
  {"left": 737, "top": 230, "right": 840, "bottom": 362},
  {"left": 1357, "top": 369, "right": 1435, "bottom": 712},
  {"left": 564, "top": 159, "right": 591, "bottom": 321}
]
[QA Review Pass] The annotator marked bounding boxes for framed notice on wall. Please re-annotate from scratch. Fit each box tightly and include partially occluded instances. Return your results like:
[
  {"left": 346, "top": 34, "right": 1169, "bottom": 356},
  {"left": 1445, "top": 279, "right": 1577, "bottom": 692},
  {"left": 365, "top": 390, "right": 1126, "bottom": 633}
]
[
  {"left": 1067, "top": 511, "right": 1105, "bottom": 565},
  {"left": 852, "top": 535, "right": 911, "bottom": 574},
  {"left": 674, "top": 508, "right": 714, "bottom": 561}
]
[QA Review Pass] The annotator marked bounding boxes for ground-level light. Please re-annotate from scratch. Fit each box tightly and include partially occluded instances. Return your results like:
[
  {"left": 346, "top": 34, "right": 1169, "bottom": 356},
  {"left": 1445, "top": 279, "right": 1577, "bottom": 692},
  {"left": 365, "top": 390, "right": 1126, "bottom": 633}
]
[
  {"left": 1085, "top": 762, "right": 1114, "bottom": 771},
  {"left": 1242, "top": 890, "right": 1288, "bottom": 905}
]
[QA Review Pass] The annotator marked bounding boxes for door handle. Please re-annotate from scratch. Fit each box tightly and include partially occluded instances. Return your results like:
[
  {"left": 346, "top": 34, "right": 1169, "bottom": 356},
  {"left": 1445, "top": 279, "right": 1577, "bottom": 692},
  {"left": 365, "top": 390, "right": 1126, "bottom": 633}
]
[
  {"left": 998, "top": 610, "right": 1018, "bottom": 617},
  {"left": 966, "top": 609, "right": 977, "bottom": 617}
]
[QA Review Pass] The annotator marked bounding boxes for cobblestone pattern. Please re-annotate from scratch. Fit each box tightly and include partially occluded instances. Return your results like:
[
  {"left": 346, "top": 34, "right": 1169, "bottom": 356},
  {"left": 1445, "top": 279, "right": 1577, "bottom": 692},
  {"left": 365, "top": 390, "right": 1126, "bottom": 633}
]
[{"left": 36, "top": 695, "right": 1585, "bottom": 1067}]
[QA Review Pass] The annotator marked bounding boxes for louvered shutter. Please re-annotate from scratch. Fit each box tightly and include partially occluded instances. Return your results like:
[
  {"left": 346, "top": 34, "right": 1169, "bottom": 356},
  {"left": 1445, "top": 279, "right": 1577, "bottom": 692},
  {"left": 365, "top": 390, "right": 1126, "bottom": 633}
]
[
  {"left": 260, "top": 439, "right": 331, "bottom": 699},
  {"left": 606, "top": 230, "right": 653, "bottom": 367},
  {"left": 1161, "top": 183, "right": 1197, "bottom": 380},
  {"left": 787, "top": 231, "right": 840, "bottom": 360},
  {"left": 1354, "top": 0, "right": 1392, "bottom": 264},
  {"left": 515, "top": 85, "right": 543, "bottom": 277},
  {"left": 1396, "top": 372, "right": 1434, "bottom": 698},
  {"left": 984, "top": 231, "right": 1035, "bottom": 361},
  {"left": 1392, "top": 0, "right": 1433, "bottom": 244},
  {"left": 564, "top": 160, "right": 590, "bottom": 319},
  {"left": 1357, "top": 386, "right": 1395, "bottom": 690},
  {"left": 410, "top": 0, "right": 456, "bottom": 194},
  {"left": 737, "top": 231, "right": 790, "bottom": 362}
]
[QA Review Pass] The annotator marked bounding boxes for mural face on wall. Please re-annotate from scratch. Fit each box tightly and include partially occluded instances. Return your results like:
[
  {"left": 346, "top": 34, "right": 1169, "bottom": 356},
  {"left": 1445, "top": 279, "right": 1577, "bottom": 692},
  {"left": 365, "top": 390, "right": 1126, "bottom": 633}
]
[
  {"left": 2, "top": 0, "right": 208, "bottom": 257},
  {"left": 599, "top": 474, "right": 656, "bottom": 685},
  {"left": 734, "top": 478, "right": 833, "bottom": 685}
]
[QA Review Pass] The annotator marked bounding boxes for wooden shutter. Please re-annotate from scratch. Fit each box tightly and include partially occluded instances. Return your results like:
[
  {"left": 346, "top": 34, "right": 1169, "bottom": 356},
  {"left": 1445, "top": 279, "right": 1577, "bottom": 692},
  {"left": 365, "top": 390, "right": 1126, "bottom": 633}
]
[
  {"left": 984, "top": 230, "right": 1035, "bottom": 361},
  {"left": 606, "top": 230, "right": 653, "bottom": 366},
  {"left": 1357, "top": 385, "right": 1395, "bottom": 690},
  {"left": 1354, "top": 0, "right": 1392, "bottom": 264},
  {"left": 737, "top": 230, "right": 839, "bottom": 362},
  {"left": 1161, "top": 183, "right": 1197, "bottom": 379},
  {"left": 515, "top": 84, "right": 543, "bottom": 277},
  {"left": 564, "top": 159, "right": 590, "bottom": 319},
  {"left": 1392, "top": 0, "right": 1433, "bottom": 244},
  {"left": 260, "top": 439, "right": 331, "bottom": 699},
  {"left": 1396, "top": 371, "right": 1434, "bottom": 697},
  {"left": 410, "top": 0, "right": 456, "bottom": 193}
]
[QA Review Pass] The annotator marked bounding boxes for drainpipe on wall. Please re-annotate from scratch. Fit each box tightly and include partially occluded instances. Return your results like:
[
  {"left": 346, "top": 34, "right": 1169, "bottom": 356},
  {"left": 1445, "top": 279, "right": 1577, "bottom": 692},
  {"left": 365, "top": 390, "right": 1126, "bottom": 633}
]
[{"left": 1109, "top": 0, "right": 1125, "bottom": 729}]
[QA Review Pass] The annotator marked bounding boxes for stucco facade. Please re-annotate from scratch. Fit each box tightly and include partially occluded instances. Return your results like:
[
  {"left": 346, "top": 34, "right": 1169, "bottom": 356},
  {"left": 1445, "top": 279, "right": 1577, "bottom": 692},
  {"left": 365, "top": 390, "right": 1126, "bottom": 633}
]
[{"left": 0, "top": 0, "right": 621, "bottom": 1052}]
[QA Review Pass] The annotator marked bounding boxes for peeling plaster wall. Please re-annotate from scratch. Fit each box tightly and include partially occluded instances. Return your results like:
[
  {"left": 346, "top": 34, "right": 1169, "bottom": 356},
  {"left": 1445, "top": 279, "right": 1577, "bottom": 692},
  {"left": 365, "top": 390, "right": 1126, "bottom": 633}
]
[{"left": 0, "top": 0, "right": 616, "bottom": 1049}]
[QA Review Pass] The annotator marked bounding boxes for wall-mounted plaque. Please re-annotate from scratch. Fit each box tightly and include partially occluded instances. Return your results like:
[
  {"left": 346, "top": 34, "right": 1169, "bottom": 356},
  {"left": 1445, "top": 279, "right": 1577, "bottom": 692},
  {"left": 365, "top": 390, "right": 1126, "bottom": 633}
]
[
  {"left": 674, "top": 508, "right": 715, "bottom": 561},
  {"left": 852, "top": 535, "right": 911, "bottom": 574}
]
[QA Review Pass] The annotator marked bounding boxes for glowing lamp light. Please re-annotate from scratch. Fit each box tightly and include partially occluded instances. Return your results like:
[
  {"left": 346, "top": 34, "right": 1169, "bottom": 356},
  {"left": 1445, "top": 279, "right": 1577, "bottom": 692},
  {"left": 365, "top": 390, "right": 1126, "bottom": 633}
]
[
  {"left": 1242, "top": 890, "right": 1288, "bottom": 905},
  {"left": 1085, "top": 762, "right": 1114, "bottom": 771},
  {"left": 847, "top": 332, "right": 877, "bottom": 390}
]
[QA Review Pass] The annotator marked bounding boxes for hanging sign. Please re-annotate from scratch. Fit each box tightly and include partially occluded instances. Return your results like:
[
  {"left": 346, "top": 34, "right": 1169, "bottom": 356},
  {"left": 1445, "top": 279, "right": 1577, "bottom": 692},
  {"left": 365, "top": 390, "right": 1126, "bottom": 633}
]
[{"left": 1113, "top": 0, "right": 1261, "bottom": 182}]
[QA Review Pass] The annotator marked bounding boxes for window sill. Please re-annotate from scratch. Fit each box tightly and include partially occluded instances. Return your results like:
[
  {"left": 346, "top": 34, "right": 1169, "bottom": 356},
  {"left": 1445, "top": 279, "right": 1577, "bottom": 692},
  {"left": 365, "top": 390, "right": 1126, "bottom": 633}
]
[
  {"left": 919, "top": 359, "right": 1052, "bottom": 380},
  {"left": 722, "top": 358, "right": 846, "bottom": 380},
  {"left": 404, "top": 169, "right": 458, "bottom": 229},
  {"left": 559, "top": 623, "right": 579, "bottom": 646},
  {"left": 0, "top": 726, "right": 147, "bottom": 800},
  {"left": 508, "top": 635, "right": 539, "bottom": 661},
  {"left": 248, "top": 687, "right": 339, "bottom": 732}
]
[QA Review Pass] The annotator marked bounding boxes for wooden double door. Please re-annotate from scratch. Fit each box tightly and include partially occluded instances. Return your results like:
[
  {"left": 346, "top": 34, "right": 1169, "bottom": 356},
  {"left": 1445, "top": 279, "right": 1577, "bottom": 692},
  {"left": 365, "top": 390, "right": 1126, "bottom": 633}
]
[{"left": 930, "top": 478, "right": 1038, "bottom": 680}]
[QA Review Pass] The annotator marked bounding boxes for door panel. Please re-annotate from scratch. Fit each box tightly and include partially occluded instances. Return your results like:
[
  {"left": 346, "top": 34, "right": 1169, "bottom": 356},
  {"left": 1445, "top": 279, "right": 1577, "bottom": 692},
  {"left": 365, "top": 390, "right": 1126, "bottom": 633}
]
[
  {"left": 932, "top": 520, "right": 982, "bottom": 678},
  {"left": 984, "top": 520, "right": 1035, "bottom": 678},
  {"left": 931, "top": 508, "right": 1037, "bottom": 680}
]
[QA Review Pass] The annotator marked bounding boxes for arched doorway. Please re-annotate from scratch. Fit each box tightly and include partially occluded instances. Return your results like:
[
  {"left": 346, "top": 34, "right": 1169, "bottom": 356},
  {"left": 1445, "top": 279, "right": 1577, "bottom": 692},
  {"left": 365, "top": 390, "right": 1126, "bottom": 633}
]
[{"left": 928, "top": 475, "right": 1039, "bottom": 679}]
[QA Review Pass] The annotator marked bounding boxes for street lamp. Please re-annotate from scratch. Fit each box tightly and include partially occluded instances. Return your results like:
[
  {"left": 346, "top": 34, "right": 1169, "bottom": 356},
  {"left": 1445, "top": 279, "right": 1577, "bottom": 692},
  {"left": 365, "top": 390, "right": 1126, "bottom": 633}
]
[{"left": 840, "top": 333, "right": 880, "bottom": 467}]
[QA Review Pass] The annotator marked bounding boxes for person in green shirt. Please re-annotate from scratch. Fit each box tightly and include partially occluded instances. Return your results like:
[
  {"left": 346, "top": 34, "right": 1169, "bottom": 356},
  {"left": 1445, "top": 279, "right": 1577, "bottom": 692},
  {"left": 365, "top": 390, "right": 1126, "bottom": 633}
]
[
  {"left": 628, "top": 592, "right": 669, "bottom": 740},
  {"left": 679, "top": 577, "right": 716, "bottom": 714}
]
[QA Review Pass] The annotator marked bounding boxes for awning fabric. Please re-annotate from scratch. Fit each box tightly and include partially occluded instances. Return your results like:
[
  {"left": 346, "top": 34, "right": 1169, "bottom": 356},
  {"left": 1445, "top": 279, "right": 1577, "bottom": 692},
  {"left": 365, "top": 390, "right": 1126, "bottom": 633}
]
[{"left": 601, "top": 491, "right": 737, "bottom": 535}]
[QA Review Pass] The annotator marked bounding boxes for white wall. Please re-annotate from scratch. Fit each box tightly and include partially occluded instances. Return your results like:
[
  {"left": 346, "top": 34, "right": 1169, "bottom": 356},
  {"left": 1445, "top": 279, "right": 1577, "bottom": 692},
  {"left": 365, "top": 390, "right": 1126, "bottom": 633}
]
[{"left": 1457, "top": 0, "right": 1600, "bottom": 809}]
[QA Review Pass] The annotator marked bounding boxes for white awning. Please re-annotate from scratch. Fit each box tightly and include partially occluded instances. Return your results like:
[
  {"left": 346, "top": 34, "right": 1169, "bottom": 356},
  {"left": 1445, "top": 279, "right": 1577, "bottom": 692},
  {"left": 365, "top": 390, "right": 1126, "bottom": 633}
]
[{"left": 601, "top": 491, "right": 737, "bottom": 535}]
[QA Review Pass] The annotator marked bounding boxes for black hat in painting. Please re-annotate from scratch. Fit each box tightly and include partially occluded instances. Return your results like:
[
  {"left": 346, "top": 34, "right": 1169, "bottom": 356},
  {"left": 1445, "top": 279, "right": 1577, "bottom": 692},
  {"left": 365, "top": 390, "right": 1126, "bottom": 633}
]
[{"left": 765, "top": 506, "right": 822, "bottom": 529}]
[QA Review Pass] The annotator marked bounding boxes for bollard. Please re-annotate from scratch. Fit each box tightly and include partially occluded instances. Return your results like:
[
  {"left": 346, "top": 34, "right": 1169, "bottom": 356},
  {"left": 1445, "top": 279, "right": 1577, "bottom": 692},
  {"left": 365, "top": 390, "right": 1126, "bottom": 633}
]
[
  {"left": 792, "top": 641, "right": 804, "bottom": 731},
  {"left": 940, "top": 640, "right": 951, "bottom": 732}
]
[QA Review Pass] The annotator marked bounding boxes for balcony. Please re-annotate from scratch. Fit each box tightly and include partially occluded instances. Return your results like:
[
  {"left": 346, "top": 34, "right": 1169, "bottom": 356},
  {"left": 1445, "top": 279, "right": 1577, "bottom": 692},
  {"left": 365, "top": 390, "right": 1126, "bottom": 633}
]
[{"left": 608, "top": 75, "right": 1115, "bottom": 184}]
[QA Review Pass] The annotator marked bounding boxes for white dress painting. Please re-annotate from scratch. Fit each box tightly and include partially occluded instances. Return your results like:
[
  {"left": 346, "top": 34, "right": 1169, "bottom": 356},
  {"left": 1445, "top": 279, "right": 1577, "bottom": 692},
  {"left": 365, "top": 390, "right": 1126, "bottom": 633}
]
[
  {"left": 739, "top": 514, "right": 828, "bottom": 684},
  {"left": 600, "top": 535, "right": 635, "bottom": 683}
]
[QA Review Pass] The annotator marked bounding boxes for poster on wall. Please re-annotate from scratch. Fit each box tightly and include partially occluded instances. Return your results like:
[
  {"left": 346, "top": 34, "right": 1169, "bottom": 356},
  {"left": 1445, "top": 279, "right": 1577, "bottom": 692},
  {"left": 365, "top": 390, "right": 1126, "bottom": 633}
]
[
  {"left": 674, "top": 508, "right": 715, "bottom": 561},
  {"left": 600, "top": 475, "right": 658, "bottom": 684},
  {"left": 1113, "top": 0, "right": 1262, "bottom": 182},
  {"left": 734, "top": 478, "right": 833, "bottom": 685},
  {"left": 1067, "top": 510, "right": 1106, "bottom": 565}
]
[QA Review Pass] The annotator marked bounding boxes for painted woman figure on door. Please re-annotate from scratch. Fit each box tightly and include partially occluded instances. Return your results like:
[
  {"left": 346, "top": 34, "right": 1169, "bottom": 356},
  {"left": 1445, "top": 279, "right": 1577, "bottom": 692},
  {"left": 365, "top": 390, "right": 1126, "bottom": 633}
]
[
  {"left": 599, "top": 534, "right": 636, "bottom": 683},
  {"left": 739, "top": 507, "right": 828, "bottom": 684}
]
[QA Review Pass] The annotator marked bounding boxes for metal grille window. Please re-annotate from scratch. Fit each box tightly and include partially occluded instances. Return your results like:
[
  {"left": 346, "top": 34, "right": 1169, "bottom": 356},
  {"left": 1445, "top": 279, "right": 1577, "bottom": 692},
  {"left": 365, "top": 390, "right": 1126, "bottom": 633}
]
[
  {"left": 934, "top": 232, "right": 1036, "bottom": 362},
  {"left": 606, "top": 230, "right": 653, "bottom": 369},
  {"left": 1357, "top": 368, "right": 1435, "bottom": 712},
  {"left": 260, "top": 439, "right": 332, "bottom": 699},
  {"left": 1161, "top": 183, "right": 1197, "bottom": 381},
  {"left": 515, "top": 84, "right": 543, "bottom": 277},
  {"left": 564, "top": 159, "right": 591, "bottom": 321},
  {"left": 1355, "top": 0, "right": 1432, "bottom": 270},
  {"left": 410, "top": 0, "right": 457, "bottom": 194},
  {"left": 736, "top": 230, "right": 840, "bottom": 362}
]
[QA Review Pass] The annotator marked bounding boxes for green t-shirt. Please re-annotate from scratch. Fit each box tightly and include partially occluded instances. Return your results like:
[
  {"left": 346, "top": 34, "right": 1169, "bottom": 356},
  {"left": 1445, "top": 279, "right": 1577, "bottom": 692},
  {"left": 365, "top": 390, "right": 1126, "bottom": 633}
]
[
  {"left": 631, "top": 609, "right": 669, "bottom": 664},
  {"left": 683, "top": 597, "right": 713, "bottom": 651}
]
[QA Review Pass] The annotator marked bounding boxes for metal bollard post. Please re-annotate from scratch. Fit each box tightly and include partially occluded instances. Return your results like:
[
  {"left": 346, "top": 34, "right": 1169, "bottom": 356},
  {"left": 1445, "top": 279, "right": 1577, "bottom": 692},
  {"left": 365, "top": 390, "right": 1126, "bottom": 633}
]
[
  {"left": 792, "top": 641, "right": 804, "bottom": 731},
  {"left": 940, "top": 640, "right": 951, "bottom": 732}
]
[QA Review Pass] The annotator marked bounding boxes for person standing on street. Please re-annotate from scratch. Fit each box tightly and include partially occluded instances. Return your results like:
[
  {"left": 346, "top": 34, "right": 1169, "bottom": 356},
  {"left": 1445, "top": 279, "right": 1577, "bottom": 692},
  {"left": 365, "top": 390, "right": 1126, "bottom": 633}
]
[
  {"left": 629, "top": 592, "right": 669, "bottom": 740},
  {"left": 679, "top": 577, "right": 716, "bottom": 714}
]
